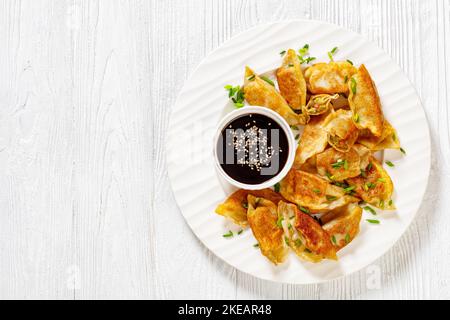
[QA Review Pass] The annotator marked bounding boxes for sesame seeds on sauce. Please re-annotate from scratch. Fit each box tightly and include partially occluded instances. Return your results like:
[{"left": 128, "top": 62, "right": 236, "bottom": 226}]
[{"left": 217, "top": 113, "right": 289, "bottom": 185}]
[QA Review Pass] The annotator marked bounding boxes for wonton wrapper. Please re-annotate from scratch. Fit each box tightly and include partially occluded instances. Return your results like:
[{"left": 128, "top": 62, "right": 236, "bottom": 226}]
[
  {"left": 316, "top": 147, "right": 361, "bottom": 181},
  {"left": 358, "top": 120, "right": 400, "bottom": 151},
  {"left": 276, "top": 49, "right": 307, "bottom": 110},
  {"left": 348, "top": 64, "right": 384, "bottom": 137},
  {"left": 322, "top": 203, "right": 362, "bottom": 251},
  {"left": 247, "top": 195, "right": 288, "bottom": 265},
  {"left": 215, "top": 188, "right": 286, "bottom": 227},
  {"left": 294, "top": 113, "right": 329, "bottom": 167},
  {"left": 323, "top": 109, "right": 359, "bottom": 152},
  {"left": 346, "top": 157, "right": 395, "bottom": 210},
  {"left": 244, "top": 67, "right": 309, "bottom": 125},
  {"left": 304, "top": 61, "right": 357, "bottom": 94},
  {"left": 305, "top": 94, "right": 339, "bottom": 116},
  {"left": 279, "top": 169, "right": 358, "bottom": 212},
  {"left": 278, "top": 201, "right": 337, "bottom": 262}
]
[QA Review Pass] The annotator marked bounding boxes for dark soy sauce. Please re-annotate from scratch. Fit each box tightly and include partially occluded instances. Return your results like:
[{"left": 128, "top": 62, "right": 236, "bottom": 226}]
[{"left": 217, "top": 113, "right": 289, "bottom": 185}]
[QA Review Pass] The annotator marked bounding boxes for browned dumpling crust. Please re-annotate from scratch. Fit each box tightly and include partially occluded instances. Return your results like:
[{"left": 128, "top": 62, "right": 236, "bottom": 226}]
[
  {"left": 316, "top": 147, "right": 361, "bottom": 181},
  {"left": 244, "top": 67, "right": 309, "bottom": 125},
  {"left": 323, "top": 109, "right": 359, "bottom": 152},
  {"left": 358, "top": 120, "right": 400, "bottom": 151},
  {"left": 247, "top": 195, "right": 289, "bottom": 265},
  {"left": 276, "top": 49, "right": 307, "bottom": 110},
  {"left": 348, "top": 64, "right": 384, "bottom": 137},
  {"left": 215, "top": 188, "right": 286, "bottom": 227},
  {"left": 305, "top": 61, "right": 357, "bottom": 94}
]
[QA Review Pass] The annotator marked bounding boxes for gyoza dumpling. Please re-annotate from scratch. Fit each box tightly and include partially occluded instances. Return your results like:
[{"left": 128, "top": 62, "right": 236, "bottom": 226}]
[
  {"left": 322, "top": 203, "right": 362, "bottom": 251},
  {"left": 348, "top": 64, "right": 384, "bottom": 137},
  {"left": 244, "top": 67, "right": 309, "bottom": 125},
  {"left": 278, "top": 201, "right": 337, "bottom": 262},
  {"left": 215, "top": 188, "right": 286, "bottom": 227},
  {"left": 279, "top": 169, "right": 359, "bottom": 212},
  {"left": 323, "top": 109, "right": 359, "bottom": 152},
  {"left": 305, "top": 94, "right": 339, "bottom": 116},
  {"left": 294, "top": 113, "right": 329, "bottom": 167},
  {"left": 346, "top": 157, "right": 395, "bottom": 210},
  {"left": 247, "top": 195, "right": 288, "bottom": 265},
  {"left": 316, "top": 147, "right": 362, "bottom": 181},
  {"left": 304, "top": 61, "right": 357, "bottom": 94},
  {"left": 358, "top": 120, "right": 400, "bottom": 151},
  {"left": 276, "top": 49, "right": 307, "bottom": 110}
]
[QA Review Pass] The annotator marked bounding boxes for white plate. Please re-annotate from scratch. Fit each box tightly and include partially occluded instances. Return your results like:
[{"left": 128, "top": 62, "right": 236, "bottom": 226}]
[{"left": 167, "top": 20, "right": 431, "bottom": 284}]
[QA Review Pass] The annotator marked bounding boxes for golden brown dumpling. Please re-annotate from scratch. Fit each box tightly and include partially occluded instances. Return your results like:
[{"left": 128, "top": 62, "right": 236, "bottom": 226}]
[
  {"left": 322, "top": 203, "right": 362, "bottom": 251},
  {"left": 278, "top": 201, "right": 337, "bottom": 262},
  {"left": 304, "top": 61, "right": 357, "bottom": 94},
  {"left": 305, "top": 94, "right": 339, "bottom": 115},
  {"left": 323, "top": 109, "right": 359, "bottom": 152},
  {"left": 279, "top": 169, "right": 358, "bottom": 212},
  {"left": 358, "top": 120, "right": 400, "bottom": 151},
  {"left": 316, "top": 147, "right": 361, "bottom": 181},
  {"left": 247, "top": 195, "right": 288, "bottom": 265},
  {"left": 276, "top": 49, "right": 307, "bottom": 110},
  {"left": 244, "top": 67, "right": 309, "bottom": 125},
  {"left": 215, "top": 188, "right": 286, "bottom": 227},
  {"left": 348, "top": 64, "right": 384, "bottom": 137},
  {"left": 346, "top": 157, "right": 395, "bottom": 210},
  {"left": 294, "top": 113, "right": 329, "bottom": 167}
]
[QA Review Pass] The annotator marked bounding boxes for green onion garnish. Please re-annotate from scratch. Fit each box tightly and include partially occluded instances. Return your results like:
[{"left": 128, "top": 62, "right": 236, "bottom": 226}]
[
  {"left": 385, "top": 161, "right": 395, "bottom": 167},
  {"left": 274, "top": 182, "right": 281, "bottom": 193},
  {"left": 261, "top": 76, "right": 274, "bottom": 86},
  {"left": 295, "top": 239, "right": 302, "bottom": 247},
  {"left": 280, "top": 50, "right": 286, "bottom": 56},
  {"left": 400, "top": 147, "right": 406, "bottom": 155},
  {"left": 345, "top": 233, "right": 350, "bottom": 243},
  {"left": 344, "top": 185, "right": 356, "bottom": 193},
  {"left": 366, "top": 219, "right": 380, "bottom": 224},
  {"left": 242, "top": 202, "right": 248, "bottom": 209},
  {"left": 331, "top": 235, "right": 337, "bottom": 245},
  {"left": 276, "top": 216, "right": 284, "bottom": 228},
  {"left": 364, "top": 206, "right": 377, "bottom": 215},
  {"left": 353, "top": 113, "right": 360, "bottom": 123},
  {"left": 247, "top": 75, "right": 255, "bottom": 81},
  {"left": 350, "top": 78, "right": 357, "bottom": 94},
  {"left": 313, "top": 188, "right": 321, "bottom": 194},
  {"left": 253, "top": 243, "right": 259, "bottom": 248},
  {"left": 223, "top": 231, "right": 233, "bottom": 238},
  {"left": 299, "top": 206, "right": 310, "bottom": 214},
  {"left": 346, "top": 59, "right": 354, "bottom": 65},
  {"left": 326, "top": 195, "right": 337, "bottom": 201}
]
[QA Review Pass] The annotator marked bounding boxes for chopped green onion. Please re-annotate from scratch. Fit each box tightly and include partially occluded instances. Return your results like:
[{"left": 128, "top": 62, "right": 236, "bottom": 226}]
[
  {"left": 299, "top": 206, "right": 310, "bottom": 214},
  {"left": 276, "top": 216, "right": 284, "bottom": 228},
  {"left": 344, "top": 185, "right": 356, "bottom": 193},
  {"left": 331, "top": 47, "right": 338, "bottom": 54},
  {"left": 326, "top": 195, "right": 337, "bottom": 201},
  {"left": 261, "top": 76, "right": 275, "bottom": 86},
  {"left": 280, "top": 50, "right": 286, "bottom": 56},
  {"left": 253, "top": 243, "right": 259, "bottom": 248},
  {"left": 242, "top": 202, "right": 248, "bottom": 209},
  {"left": 377, "top": 178, "right": 386, "bottom": 183},
  {"left": 400, "top": 147, "right": 406, "bottom": 155},
  {"left": 379, "top": 200, "right": 385, "bottom": 208},
  {"left": 284, "top": 236, "right": 290, "bottom": 246},
  {"left": 361, "top": 169, "right": 367, "bottom": 178},
  {"left": 346, "top": 59, "right": 354, "bottom": 65},
  {"left": 295, "top": 239, "right": 302, "bottom": 247},
  {"left": 345, "top": 233, "right": 350, "bottom": 243},
  {"left": 388, "top": 199, "right": 393, "bottom": 206},
  {"left": 364, "top": 206, "right": 377, "bottom": 215},
  {"left": 327, "top": 51, "right": 334, "bottom": 61},
  {"left": 223, "top": 231, "right": 233, "bottom": 238},
  {"left": 237, "top": 229, "right": 243, "bottom": 235},
  {"left": 385, "top": 161, "right": 395, "bottom": 167},
  {"left": 350, "top": 78, "right": 357, "bottom": 94},
  {"left": 367, "top": 162, "right": 373, "bottom": 171},
  {"left": 313, "top": 188, "right": 321, "bottom": 194},
  {"left": 305, "top": 57, "right": 316, "bottom": 63},
  {"left": 331, "top": 235, "right": 337, "bottom": 245},
  {"left": 295, "top": 134, "right": 300, "bottom": 140},
  {"left": 353, "top": 113, "right": 360, "bottom": 123},
  {"left": 291, "top": 125, "right": 299, "bottom": 130},
  {"left": 366, "top": 219, "right": 380, "bottom": 224},
  {"left": 274, "top": 183, "right": 281, "bottom": 193},
  {"left": 247, "top": 75, "right": 255, "bottom": 81},
  {"left": 288, "top": 63, "right": 294, "bottom": 67}
]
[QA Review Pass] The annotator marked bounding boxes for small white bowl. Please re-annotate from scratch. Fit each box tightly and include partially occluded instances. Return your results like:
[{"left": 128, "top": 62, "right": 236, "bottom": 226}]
[{"left": 213, "top": 106, "right": 296, "bottom": 190}]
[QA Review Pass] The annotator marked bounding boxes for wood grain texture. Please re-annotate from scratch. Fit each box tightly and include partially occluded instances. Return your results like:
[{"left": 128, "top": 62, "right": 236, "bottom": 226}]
[{"left": 0, "top": 0, "right": 448, "bottom": 299}]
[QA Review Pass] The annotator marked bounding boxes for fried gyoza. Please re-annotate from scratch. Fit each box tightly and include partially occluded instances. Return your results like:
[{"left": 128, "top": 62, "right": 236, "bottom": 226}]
[
  {"left": 244, "top": 67, "right": 309, "bottom": 126},
  {"left": 358, "top": 120, "right": 400, "bottom": 151},
  {"left": 278, "top": 201, "right": 337, "bottom": 262},
  {"left": 322, "top": 203, "right": 362, "bottom": 251},
  {"left": 346, "top": 157, "right": 395, "bottom": 210},
  {"left": 305, "top": 94, "right": 339, "bottom": 116},
  {"left": 279, "top": 169, "right": 358, "bottom": 212},
  {"left": 323, "top": 109, "right": 359, "bottom": 152},
  {"left": 348, "top": 64, "right": 384, "bottom": 137},
  {"left": 294, "top": 113, "right": 329, "bottom": 167},
  {"left": 316, "top": 147, "right": 361, "bottom": 181},
  {"left": 247, "top": 195, "right": 288, "bottom": 265},
  {"left": 304, "top": 61, "right": 357, "bottom": 94},
  {"left": 215, "top": 188, "right": 286, "bottom": 227},
  {"left": 276, "top": 49, "right": 307, "bottom": 110}
]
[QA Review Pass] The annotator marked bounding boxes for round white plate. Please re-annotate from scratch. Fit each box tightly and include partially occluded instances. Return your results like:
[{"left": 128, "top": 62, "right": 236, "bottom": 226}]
[{"left": 167, "top": 20, "right": 430, "bottom": 284}]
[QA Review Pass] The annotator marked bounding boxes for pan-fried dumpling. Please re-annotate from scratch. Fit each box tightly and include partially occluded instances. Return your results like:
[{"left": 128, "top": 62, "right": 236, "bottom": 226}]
[
  {"left": 348, "top": 64, "right": 384, "bottom": 137},
  {"left": 346, "top": 157, "right": 395, "bottom": 210},
  {"left": 247, "top": 195, "right": 288, "bottom": 265},
  {"left": 316, "top": 147, "right": 361, "bottom": 181},
  {"left": 323, "top": 109, "right": 359, "bottom": 152},
  {"left": 305, "top": 94, "right": 339, "bottom": 116},
  {"left": 244, "top": 67, "right": 309, "bottom": 125},
  {"left": 279, "top": 169, "right": 358, "bottom": 212},
  {"left": 304, "top": 61, "right": 357, "bottom": 94},
  {"left": 322, "top": 203, "right": 362, "bottom": 251},
  {"left": 294, "top": 113, "right": 329, "bottom": 167},
  {"left": 358, "top": 120, "right": 400, "bottom": 151},
  {"left": 278, "top": 201, "right": 337, "bottom": 262},
  {"left": 276, "top": 49, "right": 307, "bottom": 110},
  {"left": 215, "top": 188, "right": 286, "bottom": 227}
]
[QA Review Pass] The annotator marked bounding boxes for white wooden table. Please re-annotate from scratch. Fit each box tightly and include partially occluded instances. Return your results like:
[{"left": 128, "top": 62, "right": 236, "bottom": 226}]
[{"left": 0, "top": 0, "right": 449, "bottom": 300}]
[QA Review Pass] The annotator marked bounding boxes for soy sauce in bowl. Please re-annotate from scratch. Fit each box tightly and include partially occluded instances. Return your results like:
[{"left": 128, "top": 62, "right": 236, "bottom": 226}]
[{"left": 216, "top": 113, "right": 289, "bottom": 185}]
